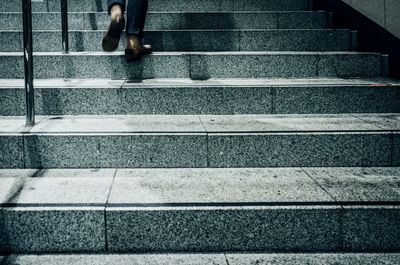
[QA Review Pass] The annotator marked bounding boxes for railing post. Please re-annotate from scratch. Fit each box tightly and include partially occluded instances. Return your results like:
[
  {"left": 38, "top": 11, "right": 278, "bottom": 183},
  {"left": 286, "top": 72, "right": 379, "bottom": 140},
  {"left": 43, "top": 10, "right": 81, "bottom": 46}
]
[
  {"left": 61, "top": 0, "right": 69, "bottom": 53},
  {"left": 22, "top": 0, "right": 35, "bottom": 126}
]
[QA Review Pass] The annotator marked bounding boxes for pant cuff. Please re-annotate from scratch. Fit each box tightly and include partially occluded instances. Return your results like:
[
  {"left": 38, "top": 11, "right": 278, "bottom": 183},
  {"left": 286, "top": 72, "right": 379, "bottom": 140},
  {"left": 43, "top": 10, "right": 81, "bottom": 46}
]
[{"left": 107, "top": 0, "right": 125, "bottom": 14}]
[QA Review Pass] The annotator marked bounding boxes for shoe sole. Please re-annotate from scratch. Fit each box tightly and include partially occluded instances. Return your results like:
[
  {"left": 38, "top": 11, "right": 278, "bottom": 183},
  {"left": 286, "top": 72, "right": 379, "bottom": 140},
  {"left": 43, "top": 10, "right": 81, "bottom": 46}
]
[
  {"left": 102, "top": 19, "right": 125, "bottom": 52},
  {"left": 125, "top": 48, "right": 153, "bottom": 62}
]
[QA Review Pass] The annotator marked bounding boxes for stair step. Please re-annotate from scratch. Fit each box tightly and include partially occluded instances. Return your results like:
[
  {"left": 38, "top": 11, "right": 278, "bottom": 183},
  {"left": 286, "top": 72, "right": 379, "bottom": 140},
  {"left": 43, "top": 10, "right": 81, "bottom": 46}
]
[
  {"left": 1, "top": 78, "right": 399, "bottom": 116},
  {"left": 1, "top": 167, "right": 399, "bottom": 252},
  {"left": 1, "top": 253, "right": 400, "bottom": 264},
  {"left": 0, "top": 52, "right": 386, "bottom": 79},
  {"left": 1, "top": 114, "right": 399, "bottom": 168},
  {"left": 1, "top": 0, "right": 310, "bottom": 12},
  {"left": 0, "top": 29, "right": 353, "bottom": 52},
  {"left": 0, "top": 11, "right": 329, "bottom": 31}
]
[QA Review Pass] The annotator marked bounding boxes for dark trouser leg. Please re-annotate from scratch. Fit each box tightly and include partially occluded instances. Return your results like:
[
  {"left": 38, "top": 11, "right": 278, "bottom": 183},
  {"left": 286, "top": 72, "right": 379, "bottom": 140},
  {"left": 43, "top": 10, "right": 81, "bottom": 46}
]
[
  {"left": 107, "top": 0, "right": 126, "bottom": 14},
  {"left": 126, "top": 0, "right": 148, "bottom": 40}
]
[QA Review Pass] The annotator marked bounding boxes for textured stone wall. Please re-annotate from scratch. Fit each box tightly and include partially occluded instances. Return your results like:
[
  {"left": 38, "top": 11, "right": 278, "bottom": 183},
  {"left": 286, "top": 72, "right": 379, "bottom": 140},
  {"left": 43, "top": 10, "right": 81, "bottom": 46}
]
[{"left": 342, "top": 0, "right": 400, "bottom": 39}]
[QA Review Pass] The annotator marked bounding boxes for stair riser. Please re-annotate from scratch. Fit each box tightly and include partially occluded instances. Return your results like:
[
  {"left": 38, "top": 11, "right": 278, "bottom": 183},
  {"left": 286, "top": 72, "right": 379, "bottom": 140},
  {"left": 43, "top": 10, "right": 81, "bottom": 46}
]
[
  {"left": 1, "top": 133, "right": 397, "bottom": 168},
  {"left": 0, "top": 208, "right": 106, "bottom": 253},
  {"left": 0, "top": 53, "right": 385, "bottom": 79},
  {"left": 1, "top": 0, "right": 310, "bottom": 12},
  {"left": 0, "top": 12, "right": 328, "bottom": 31},
  {"left": 1, "top": 85, "right": 399, "bottom": 116},
  {"left": 1, "top": 206, "right": 399, "bottom": 252},
  {"left": 0, "top": 30, "right": 351, "bottom": 52}
]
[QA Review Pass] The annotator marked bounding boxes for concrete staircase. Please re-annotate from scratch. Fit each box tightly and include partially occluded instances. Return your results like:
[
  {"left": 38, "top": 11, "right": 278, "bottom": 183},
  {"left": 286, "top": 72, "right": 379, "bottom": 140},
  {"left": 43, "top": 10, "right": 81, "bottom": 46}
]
[{"left": 0, "top": 0, "right": 399, "bottom": 262}]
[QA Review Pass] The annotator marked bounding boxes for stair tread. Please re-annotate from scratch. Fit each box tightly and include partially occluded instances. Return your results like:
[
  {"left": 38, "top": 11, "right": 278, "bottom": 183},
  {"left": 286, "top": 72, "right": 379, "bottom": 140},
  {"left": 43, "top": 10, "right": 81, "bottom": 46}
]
[
  {"left": 1, "top": 11, "right": 327, "bottom": 14},
  {"left": 2, "top": 253, "right": 398, "bottom": 265},
  {"left": 1, "top": 29, "right": 345, "bottom": 32},
  {"left": 1, "top": 114, "right": 399, "bottom": 134},
  {"left": 1, "top": 77, "right": 398, "bottom": 88},
  {"left": 1, "top": 167, "right": 400, "bottom": 206},
  {"left": 0, "top": 51, "right": 381, "bottom": 55}
]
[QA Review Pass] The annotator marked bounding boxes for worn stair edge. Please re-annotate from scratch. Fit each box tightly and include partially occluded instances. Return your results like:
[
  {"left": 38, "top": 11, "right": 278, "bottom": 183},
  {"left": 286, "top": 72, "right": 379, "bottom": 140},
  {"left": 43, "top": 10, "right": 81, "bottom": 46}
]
[
  {"left": 0, "top": 52, "right": 386, "bottom": 79},
  {"left": 1, "top": 78, "right": 399, "bottom": 115},
  {"left": 1, "top": 167, "right": 399, "bottom": 252},
  {"left": 0, "top": 114, "right": 398, "bottom": 168},
  {"left": 0, "top": 11, "right": 329, "bottom": 31},
  {"left": 0, "top": 253, "right": 400, "bottom": 265},
  {"left": 0, "top": 29, "right": 352, "bottom": 52}
]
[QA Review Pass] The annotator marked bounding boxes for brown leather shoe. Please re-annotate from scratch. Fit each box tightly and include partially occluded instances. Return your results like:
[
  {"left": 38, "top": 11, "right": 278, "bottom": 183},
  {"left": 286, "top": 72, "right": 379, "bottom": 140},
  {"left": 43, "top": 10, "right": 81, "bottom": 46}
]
[
  {"left": 125, "top": 44, "right": 152, "bottom": 62},
  {"left": 102, "top": 16, "right": 125, "bottom": 52}
]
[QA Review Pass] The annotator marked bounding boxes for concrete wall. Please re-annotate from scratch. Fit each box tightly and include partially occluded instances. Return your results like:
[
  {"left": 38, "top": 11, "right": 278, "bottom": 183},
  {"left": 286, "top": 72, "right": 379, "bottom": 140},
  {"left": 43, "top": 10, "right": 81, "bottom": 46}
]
[{"left": 342, "top": 0, "right": 400, "bottom": 39}]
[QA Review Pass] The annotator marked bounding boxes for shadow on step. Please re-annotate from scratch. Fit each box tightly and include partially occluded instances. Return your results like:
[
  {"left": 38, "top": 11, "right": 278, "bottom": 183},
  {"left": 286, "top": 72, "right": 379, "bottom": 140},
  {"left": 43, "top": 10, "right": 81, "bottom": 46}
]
[{"left": 0, "top": 170, "right": 44, "bottom": 254}]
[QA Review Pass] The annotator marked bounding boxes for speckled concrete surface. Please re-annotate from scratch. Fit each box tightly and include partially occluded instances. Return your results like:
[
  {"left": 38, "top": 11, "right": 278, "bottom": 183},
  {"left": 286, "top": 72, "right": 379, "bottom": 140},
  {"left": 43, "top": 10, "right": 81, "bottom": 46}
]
[
  {"left": 0, "top": 254, "right": 228, "bottom": 265},
  {"left": 0, "top": 167, "right": 399, "bottom": 252},
  {"left": 23, "top": 134, "right": 98, "bottom": 167},
  {"left": 2, "top": 80, "right": 399, "bottom": 116},
  {"left": 0, "top": 30, "right": 354, "bottom": 53},
  {"left": 303, "top": 167, "right": 400, "bottom": 201},
  {"left": 22, "top": 133, "right": 207, "bottom": 168},
  {"left": 0, "top": 32, "right": 21, "bottom": 52},
  {"left": 233, "top": 0, "right": 308, "bottom": 11},
  {"left": 29, "top": 115, "right": 205, "bottom": 133},
  {"left": 0, "top": 52, "right": 387, "bottom": 79},
  {"left": 27, "top": 0, "right": 310, "bottom": 12},
  {"left": 0, "top": 114, "right": 398, "bottom": 168},
  {"left": 318, "top": 53, "right": 383, "bottom": 77},
  {"left": 106, "top": 206, "right": 341, "bottom": 252},
  {"left": 239, "top": 29, "right": 350, "bottom": 51},
  {"left": 0, "top": 0, "right": 46, "bottom": 12},
  {"left": 1, "top": 253, "right": 400, "bottom": 265},
  {"left": 199, "top": 114, "right": 383, "bottom": 132},
  {"left": 277, "top": 11, "right": 327, "bottom": 29},
  {"left": 64, "top": 52, "right": 190, "bottom": 79},
  {"left": 0, "top": 207, "right": 105, "bottom": 252},
  {"left": 0, "top": 135, "right": 24, "bottom": 169},
  {"left": 0, "top": 169, "right": 115, "bottom": 204},
  {"left": 226, "top": 253, "right": 400, "bottom": 265},
  {"left": 47, "top": 0, "right": 108, "bottom": 12},
  {"left": 0, "top": 116, "right": 30, "bottom": 133},
  {"left": 190, "top": 52, "right": 319, "bottom": 79},
  {"left": 208, "top": 132, "right": 393, "bottom": 167},
  {"left": 0, "top": 11, "right": 329, "bottom": 31},
  {"left": 343, "top": 206, "right": 400, "bottom": 251},
  {"left": 99, "top": 134, "right": 207, "bottom": 168},
  {"left": 353, "top": 113, "right": 400, "bottom": 130},
  {"left": 117, "top": 85, "right": 273, "bottom": 115},
  {"left": 394, "top": 133, "right": 400, "bottom": 166},
  {"left": 179, "top": 12, "right": 279, "bottom": 30},
  {"left": 273, "top": 85, "right": 400, "bottom": 114},
  {"left": 34, "top": 86, "right": 123, "bottom": 115},
  {"left": 108, "top": 168, "right": 332, "bottom": 203}
]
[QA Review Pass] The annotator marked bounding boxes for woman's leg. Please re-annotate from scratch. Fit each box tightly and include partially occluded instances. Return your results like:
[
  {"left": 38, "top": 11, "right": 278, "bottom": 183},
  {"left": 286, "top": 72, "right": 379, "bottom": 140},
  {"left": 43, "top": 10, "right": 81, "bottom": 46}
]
[{"left": 102, "top": 0, "right": 126, "bottom": 51}]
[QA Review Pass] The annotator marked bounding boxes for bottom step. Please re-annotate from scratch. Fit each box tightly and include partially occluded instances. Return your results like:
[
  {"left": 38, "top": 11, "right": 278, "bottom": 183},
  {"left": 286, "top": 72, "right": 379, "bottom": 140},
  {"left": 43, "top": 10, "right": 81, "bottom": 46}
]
[
  {"left": 1, "top": 253, "right": 400, "bottom": 265},
  {"left": 1, "top": 167, "right": 399, "bottom": 253}
]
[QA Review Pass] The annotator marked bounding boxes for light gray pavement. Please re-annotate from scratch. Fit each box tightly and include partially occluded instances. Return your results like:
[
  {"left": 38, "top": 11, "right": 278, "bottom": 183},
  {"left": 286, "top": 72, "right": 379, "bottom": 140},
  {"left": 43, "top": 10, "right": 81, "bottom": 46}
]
[
  {"left": 1, "top": 167, "right": 399, "bottom": 252},
  {"left": 1, "top": 78, "right": 399, "bottom": 88},
  {"left": 0, "top": 114, "right": 398, "bottom": 168},
  {"left": 1, "top": 167, "right": 399, "bottom": 205},
  {"left": 0, "top": 253, "right": 400, "bottom": 265},
  {"left": 1, "top": 114, "right": 396, "bottom": 134}
]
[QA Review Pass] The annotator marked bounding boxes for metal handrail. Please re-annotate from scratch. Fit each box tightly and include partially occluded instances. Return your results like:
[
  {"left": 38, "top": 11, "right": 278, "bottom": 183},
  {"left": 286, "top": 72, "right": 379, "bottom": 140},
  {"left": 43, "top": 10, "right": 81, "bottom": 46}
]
[
  {"left": 61, "top": 0, "right": 69, "bottom": 53},
  {"left": 22, "top": 0, "right": 34, "bottom": 126},
  {"left": 22, "top": 0, "right": 69, "bottom": 126}
]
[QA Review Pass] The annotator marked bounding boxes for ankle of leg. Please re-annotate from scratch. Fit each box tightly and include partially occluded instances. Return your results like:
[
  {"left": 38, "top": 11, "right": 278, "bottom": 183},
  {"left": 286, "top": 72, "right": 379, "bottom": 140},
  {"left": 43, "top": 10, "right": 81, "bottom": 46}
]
[
  {"left": 127, "top": 35, "right": 141, "bottom": 49},
  {"left": 110, "top": 5, "right": 123, "bottom": 20}
]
